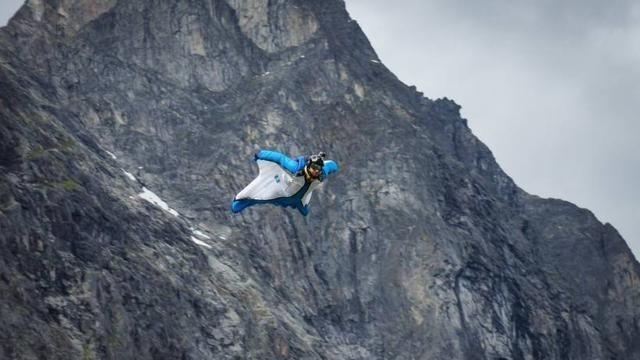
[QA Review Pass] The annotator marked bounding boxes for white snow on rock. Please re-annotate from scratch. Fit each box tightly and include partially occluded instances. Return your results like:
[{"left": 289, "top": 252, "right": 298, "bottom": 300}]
[
  {"left": 122, "top": 169, "right": 137, "bottom": 181},
  {"left": 106, "top": 151, "right": 117, "bottom": 160},
  {"left": 191, "top": 236, "right": 212, "bottom": 249},
  {"left": 138, "top": 187, "right": 180, "bottom": 217},
  {"left": 192, "top": 229, "right": 211, "bottom": 239},
  {"left": 370, "top": 59, "right": 380, "bottom": 64}
]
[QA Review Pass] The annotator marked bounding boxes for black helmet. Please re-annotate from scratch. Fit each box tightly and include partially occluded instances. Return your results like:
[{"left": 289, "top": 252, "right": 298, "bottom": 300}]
[{"left": 307, "top": 152, "right": 325, "bottom": 170}]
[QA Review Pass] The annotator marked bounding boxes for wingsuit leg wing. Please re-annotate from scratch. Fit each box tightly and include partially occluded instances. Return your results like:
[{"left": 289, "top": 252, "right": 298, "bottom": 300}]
[{"left": 231, "top": 199, "right": 253, "bottom": 213}]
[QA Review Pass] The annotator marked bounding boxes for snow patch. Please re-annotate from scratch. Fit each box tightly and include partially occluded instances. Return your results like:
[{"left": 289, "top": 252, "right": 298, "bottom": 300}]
[
  {"left": 370, "top": 59, "right": 380, "bottom": 64},
  {"left": 122, "top": 169, "right": 136, "bottom": 181},
  {"left": 261, "top": 71, "right": 270, "bottom": 76},
  {"left": 210, "top": 224, "right": 232, "bottom": 241},
  {"left": 193, "top": 229, "right": 211, "bottom": 239},
  {"left": 138, "top": 187, "right": 180, "bottom": 217},
  {"left": 106, "top": 151, "right": 117, "bottom": 160},
  {"left": 191, "top": 236, "right": 212, "bottom": 249}
]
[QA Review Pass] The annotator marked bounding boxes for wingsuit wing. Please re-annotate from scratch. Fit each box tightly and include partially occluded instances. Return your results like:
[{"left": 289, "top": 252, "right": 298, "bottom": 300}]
[
  {"left": 255, "top": 150, "right": 303, "bottom": 173},
  {"left": 322, "top": 160, "right": 339, "bottom": 178},
  {"left": 234, "top": 160, "right": 300, "bottom": 201}
]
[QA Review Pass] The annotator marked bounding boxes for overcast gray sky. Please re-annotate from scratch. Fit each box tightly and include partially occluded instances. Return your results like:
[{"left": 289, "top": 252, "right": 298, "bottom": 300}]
[
  {"left": 0, "top": 1, "right": 21, "bottom": 27},
  {"left": 2, "top": 1, "right": 638, "bottom": 259}
]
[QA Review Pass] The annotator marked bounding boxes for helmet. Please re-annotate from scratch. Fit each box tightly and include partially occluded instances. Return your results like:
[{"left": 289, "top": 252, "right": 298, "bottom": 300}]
[{"left": 307, "top": 152, "right": 325, "bottom": 171}]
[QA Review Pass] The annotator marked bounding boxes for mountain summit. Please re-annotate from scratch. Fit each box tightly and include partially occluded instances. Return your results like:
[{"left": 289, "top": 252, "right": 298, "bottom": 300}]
[{"left": 1, "top": 1, "right": 638, "bottom": 359}]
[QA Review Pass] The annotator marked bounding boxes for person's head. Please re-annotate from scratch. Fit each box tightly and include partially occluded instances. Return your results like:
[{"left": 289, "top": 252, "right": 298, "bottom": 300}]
[{"left": 306, "top": 153, "right": 325, "bottom": 179}]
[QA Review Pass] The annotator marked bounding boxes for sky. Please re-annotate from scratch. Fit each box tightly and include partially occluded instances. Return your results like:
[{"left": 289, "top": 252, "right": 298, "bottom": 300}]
[
  {"left": 1, "top": 1, "right": 638, "bottom": 259},
  {"left": 0, "top": 1, "right": 21, "bottom": 27}
]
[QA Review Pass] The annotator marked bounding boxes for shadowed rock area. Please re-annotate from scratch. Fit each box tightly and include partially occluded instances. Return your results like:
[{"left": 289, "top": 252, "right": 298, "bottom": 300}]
[{"left": 1, "top": 0, "right": 639, "bottom": 359}]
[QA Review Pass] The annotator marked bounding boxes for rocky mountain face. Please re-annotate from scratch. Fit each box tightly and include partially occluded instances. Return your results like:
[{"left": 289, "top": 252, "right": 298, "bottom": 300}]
[{"left": 1, "top": 0, "right": 639, "bottom": 359}]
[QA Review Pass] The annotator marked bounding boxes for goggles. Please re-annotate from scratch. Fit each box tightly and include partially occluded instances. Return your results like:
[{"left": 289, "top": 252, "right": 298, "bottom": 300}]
[{"left": 309, "top": 163, "right": 323, "bottom": 171}]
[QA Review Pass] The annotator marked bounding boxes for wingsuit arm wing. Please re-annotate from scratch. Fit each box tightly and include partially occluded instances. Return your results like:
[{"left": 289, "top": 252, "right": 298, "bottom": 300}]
[
  {"left": 322, "top": 160, "right": 339, "bottom": 179},
  {"left": 255, "top": 150, "right": 300, "bottom": 173}
]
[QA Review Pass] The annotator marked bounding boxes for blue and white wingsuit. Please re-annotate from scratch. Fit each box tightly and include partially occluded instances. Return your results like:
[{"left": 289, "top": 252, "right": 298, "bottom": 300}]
[{"left": 231, "top": 150, "right": 339, "bottom": 216}]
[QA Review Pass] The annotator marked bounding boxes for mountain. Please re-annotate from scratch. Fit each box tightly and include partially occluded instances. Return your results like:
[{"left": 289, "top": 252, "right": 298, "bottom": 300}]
[{"left": 1, "top": 0, "right": 638, "bottom": 359}]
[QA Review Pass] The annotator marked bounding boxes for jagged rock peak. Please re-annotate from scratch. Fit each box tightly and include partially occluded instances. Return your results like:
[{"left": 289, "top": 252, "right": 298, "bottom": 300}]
[
  {"left": 225, "top": 0, "right": 319, "bottom": 52},
  {"left": 18, "top": 0, "right": 117, "bottom": 34}
]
